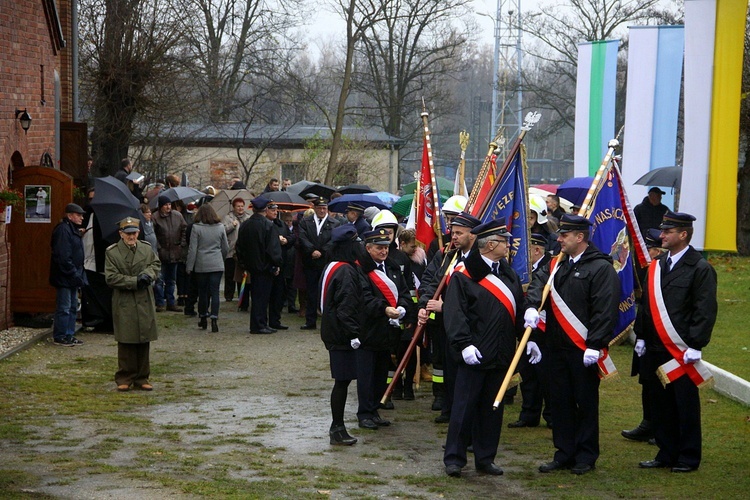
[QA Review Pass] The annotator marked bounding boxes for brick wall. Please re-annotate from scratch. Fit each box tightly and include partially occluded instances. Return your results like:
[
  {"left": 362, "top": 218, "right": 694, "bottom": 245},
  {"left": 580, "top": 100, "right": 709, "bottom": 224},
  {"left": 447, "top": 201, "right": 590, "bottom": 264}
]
[{"left": 0, "top": 0, "right": 72, "bottom": 329}]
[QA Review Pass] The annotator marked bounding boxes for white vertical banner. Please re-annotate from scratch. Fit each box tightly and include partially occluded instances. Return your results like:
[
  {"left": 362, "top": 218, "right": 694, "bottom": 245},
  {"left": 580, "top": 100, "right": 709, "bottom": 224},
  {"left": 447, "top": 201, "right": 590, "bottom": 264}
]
[{"left": 682, "top": 0, "right": 717, "bottom": 250}]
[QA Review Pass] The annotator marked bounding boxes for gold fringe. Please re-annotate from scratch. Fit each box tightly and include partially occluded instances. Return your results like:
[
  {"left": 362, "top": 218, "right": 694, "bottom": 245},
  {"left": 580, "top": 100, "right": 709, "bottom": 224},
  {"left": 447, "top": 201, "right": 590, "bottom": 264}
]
[
  {"left": 609, "top": 322, "right": 634, "bottom": 347},
  {"left": 656, "top": 366, "right": 671, "bottom": 388},
  {"left": 600, "top": 370, "right": 619, "bottom": 382},
  {"left": 508, "top": 372, "right": 522, "bottom": 389}
]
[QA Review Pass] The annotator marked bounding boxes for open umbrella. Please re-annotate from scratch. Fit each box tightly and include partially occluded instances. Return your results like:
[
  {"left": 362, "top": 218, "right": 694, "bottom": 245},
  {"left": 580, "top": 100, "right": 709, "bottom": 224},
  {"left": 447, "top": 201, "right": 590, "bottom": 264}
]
[
  {"left": 208, "top": 189, "right": 253, "bottom": 219},
  {"left": 91, "top": 176, "right": 145, "bottom": 244},
  {"left": 259, "top": 191, "right": 310, "bottom": 211},
  {"left": 371, "top": 191, "right": 400, "bottom": 207},
  {"left": 391, "top": 193, "right": 449, "bottom": 217},
  {"left": 557, "top": 176, "right": 595, "bottom": 208},
  {"left": 298, "top": 182, "right": 337, "bottom": 200},
  {"left": 337, "top": 183, "right": 374, "bottom": 194},
  {"left": 328, "top": 193, "right": 389, "bottom": 214},
  {"left": 634, "top": 166, "right": 682, "bottom": 190},
  {"left": 402, "top": 177, "right": 454, "bottom": 198}
]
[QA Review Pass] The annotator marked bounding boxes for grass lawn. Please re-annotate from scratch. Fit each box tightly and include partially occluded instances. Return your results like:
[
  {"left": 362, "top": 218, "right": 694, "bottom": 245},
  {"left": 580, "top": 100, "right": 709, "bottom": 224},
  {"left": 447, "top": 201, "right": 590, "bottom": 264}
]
[{"left": 704, "top": 254, "right": 750, "bottom": 381}]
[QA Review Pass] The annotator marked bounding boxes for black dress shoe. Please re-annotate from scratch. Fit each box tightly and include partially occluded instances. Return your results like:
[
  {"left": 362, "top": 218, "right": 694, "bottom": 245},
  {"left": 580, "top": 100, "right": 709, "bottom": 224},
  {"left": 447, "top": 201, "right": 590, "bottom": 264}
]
[
  {"left": 329, "top": 425, "right": 357, "bottom": 445},
  {"left": 671, "top": 463, "right": 697, "bottom": 473},
  {"left": 445, "top": 464, "right": 462, "bottom": 477},
  {"left": 372, "top": 415, "right": 390, "bottom": 426},
  {"left": 358, "top": 419, "right": 378, "bottom": 430},
  {"left": 571, "top": 463, "right": 595, "bottom": 475},
  {"left": 300, "top": 324, "right": 317, "bottom": 330},
  {"left": 434, "top": 413, "right": 450, "bottom": 424},
  {"left": 639, "top": 459, "right": 671, "bottom": 469},
  {"left": 508, "top": 420, "right": 539, "bottom": 428},
  {"left": 539, "top": 460, "right": 571, "bottom": 473},
  {"left": 288, "top": 307, "right": 300, "bottom": 313},
  {"left": 250, "top": 328, "right": 275, "bottom": 334},
  {"left": 403, "top": 388, "right": 415, "bottom": 401},
  {"left": 380, "top": 400, "right": 395, "bottom": 410},
  {"left": 270, "top": 324, "right": 289, "bottom": 330},
  {"left": 477, "top": 463, "right": 503, "bottom": 476},
  {"left": 431, "top": 396, "right": 443, "bottom": 411},
  {"left": 621, "top": 421, "right": 654, "bottom": 442}
]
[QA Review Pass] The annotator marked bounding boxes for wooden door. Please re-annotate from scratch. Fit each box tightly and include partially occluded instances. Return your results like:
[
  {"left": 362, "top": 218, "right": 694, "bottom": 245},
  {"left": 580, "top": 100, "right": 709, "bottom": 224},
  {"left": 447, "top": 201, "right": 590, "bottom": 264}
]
[{"left": 9, "top": 167, "right": 73, "bottom": 313}]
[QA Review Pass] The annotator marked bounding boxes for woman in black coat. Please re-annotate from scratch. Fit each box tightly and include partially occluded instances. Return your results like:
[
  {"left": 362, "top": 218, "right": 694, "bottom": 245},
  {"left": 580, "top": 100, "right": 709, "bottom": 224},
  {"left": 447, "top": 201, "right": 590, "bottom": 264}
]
[{"left": 319, "top": 225, "right": 365, "bottom": 445}]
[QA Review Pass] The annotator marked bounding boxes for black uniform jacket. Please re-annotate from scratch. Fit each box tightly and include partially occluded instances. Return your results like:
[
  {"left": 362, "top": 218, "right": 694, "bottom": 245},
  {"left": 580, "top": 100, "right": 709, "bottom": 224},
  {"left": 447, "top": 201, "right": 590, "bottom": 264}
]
[
  {"left": 527, "top": 243, "right": 619, "bottom": 351},
  {"left": 236, "top": 213, "right": 282, "bottom": 274},
  {"left": 635, "top": 246, "right": 717, "bottom": 353},
  {"left": 320, "top": 262, "right": 363, "bottom": 350},
  {"left": 526, "top": 253, "right": 552, "bottom": 346},
  {"left": 298, "top": 214, "right": 341, "bottom": 271},
  {"left": 357, "top": 254, "right": 414, "bottom": 351},
  {"left": 353, "top": 216, "right": 370, "bottom": 237},
  {"left": 444, "top": 251, "right": 524, "bottom": 371},
  {"left": 418, "top": 246, "right": 460, "bottom": 310}
]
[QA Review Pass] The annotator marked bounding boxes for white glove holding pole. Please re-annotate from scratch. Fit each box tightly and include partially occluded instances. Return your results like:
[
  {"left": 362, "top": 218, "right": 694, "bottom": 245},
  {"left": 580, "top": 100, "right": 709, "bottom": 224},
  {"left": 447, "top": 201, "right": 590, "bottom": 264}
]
[
  {"left": 634, "top": 339, "right": 646, "bottom": 357},
  {"left": 683, "top": 347, "right": 701, "bottom": 364},
  {"left": 583, "top": 348, "right": 600, "bottom": 367},
  {"left": 526, "top": 341, "right": 542, "bottom": 364},
  {"left": 461, "top": 345, "right": 483, "bottom": 365},
  {"left": 524, "top": 308, "right": 540, "bottom": 329},
  {"left": 350, "top": 338, "right": 361, "bottom": 349},
  {"left": 396, "top": 306, "right": 406, "bottom": 319}
]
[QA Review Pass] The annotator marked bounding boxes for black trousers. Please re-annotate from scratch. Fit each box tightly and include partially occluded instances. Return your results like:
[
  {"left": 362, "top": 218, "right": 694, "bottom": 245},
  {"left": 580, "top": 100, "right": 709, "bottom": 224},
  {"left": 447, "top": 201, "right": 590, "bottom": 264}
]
[
  {"left": 548, "top": 348, "right": 601, "bottom": 466},
  {"left": 249, "top": 271, "right": 273, "bottom": 331},
  {"left": 284, "top": 276, "right": 297, "bottom": 310},
  {"left": 444, "top": 365, "right": 504, "bottom": 468},
  {"left": 269, "top": 273, "right": 285, "bottom": 327},
  {"left": 115, "top": 342, "right": 150, "bottom": 387},
  {"left": 355, "top": 349, "right": 390, "bottom": 420},
  {"left": 429, "top": 322, "right": 446, "bottom": 399},
  {"left": 81, "top": 270, "right": 113, "bottom": 331},
  {"left": 303, "top": 268, "right": 322, "bottom": 326},
  {"left": 224, "top": 258, "right": 238, "bottom": 300},
  {"left": 517, "top": 344, "right": 552, "bottom": 425},
  {"left": 644, "top": 351, "right": 702, "bottom": 467}
]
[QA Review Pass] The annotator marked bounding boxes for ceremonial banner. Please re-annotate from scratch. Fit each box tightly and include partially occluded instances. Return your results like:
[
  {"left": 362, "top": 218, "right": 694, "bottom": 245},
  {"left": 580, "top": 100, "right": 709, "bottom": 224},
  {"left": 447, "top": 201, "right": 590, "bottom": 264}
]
[
  {"left": 480, "top": 146, "right": 531, "bottom": 285},
  {"left": 415, "top": 138, "right": 436, "bottom": 247},
  {"left": 574, "top": 40, "right": 619, "bottom": 177},
  {"left": 622, "top": 26, "right": 684, "bottom": 210},
  {"left": 468, "top": 153, "right": 497, "bottom": 218},
  {"left": 683, "top": 0, "right": 744, "bottom": 251}
]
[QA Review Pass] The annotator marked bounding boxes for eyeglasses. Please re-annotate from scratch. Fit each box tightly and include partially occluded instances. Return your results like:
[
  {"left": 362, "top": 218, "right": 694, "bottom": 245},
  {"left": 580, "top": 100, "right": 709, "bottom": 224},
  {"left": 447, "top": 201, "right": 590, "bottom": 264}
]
[
  {"left": 488, "top": 239, "right": 507, "bottom": 245},
  {"left": 660, "top": 229, "right": 682, "bottom": 235}
]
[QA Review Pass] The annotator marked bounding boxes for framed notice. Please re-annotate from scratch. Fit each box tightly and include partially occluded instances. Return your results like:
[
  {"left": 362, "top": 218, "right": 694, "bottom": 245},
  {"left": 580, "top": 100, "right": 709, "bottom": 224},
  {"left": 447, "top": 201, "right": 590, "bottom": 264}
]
[{"left": 25, "top": 185, "right": 51, "bottom": 223}]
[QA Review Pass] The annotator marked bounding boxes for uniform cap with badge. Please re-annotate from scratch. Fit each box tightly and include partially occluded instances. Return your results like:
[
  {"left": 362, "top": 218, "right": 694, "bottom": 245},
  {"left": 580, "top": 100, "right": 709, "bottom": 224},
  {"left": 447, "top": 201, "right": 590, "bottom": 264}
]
[
  {"left": 251, "top": 196, "right": 269, "bottom": 211},
  {"left": 331, "top": 224, "right": 360, "bottom": 243},
  {"left": 450, "top": 211, "right": 481, "bottom": 229},
  {"left": 644, "top": 228, "right": 664, "bottom": 248},
  {"left": 470, "top": 219, "right": 513, "bottom": 238},
  {"left": 118, "top": 217, "right": 140, "bottom": 233},
  {"left": 363, "top": 229, "right": 391, "bottom": 245},
  {"left": 659, "top": 210, "right": 696, "bottom": 229},
  {"left": 310, "top": 197, "right": 328, "bottom": 206},
  {"left": 346, "top": 203, "right": 365, "bottom": 214},
  {"left": 530, "top": 232, "right": 548, "bottom": 247},
  {"left": 557, "top": 213, "right": 593, "bottom": 233}
]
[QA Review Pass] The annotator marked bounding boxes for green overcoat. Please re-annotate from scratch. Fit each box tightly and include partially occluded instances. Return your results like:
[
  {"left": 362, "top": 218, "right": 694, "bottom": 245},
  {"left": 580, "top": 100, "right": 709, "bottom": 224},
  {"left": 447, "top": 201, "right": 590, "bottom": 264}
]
[{"left": 105, "top": 239, "right": 161, "bottom": 344}]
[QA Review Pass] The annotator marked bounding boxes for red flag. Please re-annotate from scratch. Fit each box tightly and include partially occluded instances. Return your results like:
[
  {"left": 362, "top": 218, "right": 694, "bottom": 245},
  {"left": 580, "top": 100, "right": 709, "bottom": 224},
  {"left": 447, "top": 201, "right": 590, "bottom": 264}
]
[
  {"left": 416, "top": 138, "right": 436, "bottom": 247},
  {"left": 469, "top": 153, "right": 497, "bottom": 217}
]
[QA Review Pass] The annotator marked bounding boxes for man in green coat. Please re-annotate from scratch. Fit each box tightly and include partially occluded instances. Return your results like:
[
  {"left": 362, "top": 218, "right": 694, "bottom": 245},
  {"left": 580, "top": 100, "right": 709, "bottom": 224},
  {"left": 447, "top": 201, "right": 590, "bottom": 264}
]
[{"left": 105, "top": 217, "right": 161, "bottom": 392}]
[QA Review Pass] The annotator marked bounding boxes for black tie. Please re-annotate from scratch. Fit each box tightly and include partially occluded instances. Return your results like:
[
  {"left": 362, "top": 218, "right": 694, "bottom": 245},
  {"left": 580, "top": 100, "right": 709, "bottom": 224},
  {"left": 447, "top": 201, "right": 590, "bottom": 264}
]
[
  {"left": 491, "top": 262, "right": 499, "bottom": 276},
  {"left": 666, "top": 257, "right": 673, "bottom": 272},
  {"left": 377, "top": 263, "right": 385, "bottom": 273},
  {"left": 568, "top": 258, "right": 574, "bottom": 269}
]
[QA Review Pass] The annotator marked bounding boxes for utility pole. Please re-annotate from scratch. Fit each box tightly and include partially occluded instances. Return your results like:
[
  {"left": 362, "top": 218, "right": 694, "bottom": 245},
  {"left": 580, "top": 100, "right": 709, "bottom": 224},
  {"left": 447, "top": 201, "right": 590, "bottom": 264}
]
[{"left": 490, "top": 0, "right": 523, "bottom": 159}]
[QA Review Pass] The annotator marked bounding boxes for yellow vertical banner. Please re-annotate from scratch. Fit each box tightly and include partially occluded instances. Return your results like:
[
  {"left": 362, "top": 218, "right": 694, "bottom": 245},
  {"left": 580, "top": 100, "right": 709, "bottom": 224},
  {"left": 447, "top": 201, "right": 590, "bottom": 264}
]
[{"left": 706, "top": 0, "right": 747, "bottom": 251}]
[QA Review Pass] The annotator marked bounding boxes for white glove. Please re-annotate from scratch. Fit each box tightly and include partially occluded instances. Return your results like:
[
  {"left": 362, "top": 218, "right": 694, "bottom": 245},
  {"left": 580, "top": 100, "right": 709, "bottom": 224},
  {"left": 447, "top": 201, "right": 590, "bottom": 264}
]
[
  {"left": 350, "top": 338, "right": 361, "bottom": 349},
  {"left": 683, "top": 347, "right": 701, "bottom": 364},
  {"left": 461, "top": 345, "right": 483, "bottom": 365},
  {"left": 395, "top": 306, "right": 406, "bottom": 319},
  {"left": 388, "top": 318, "right": 401, "bottom": 327},
  {"left": 524, "top": 308, "right": 540, "bottom": 329},
  {"left": 634, "top": 339, "right": 646, "bottom": 357},
  {"left": 583, "top": 348, "right": 600, "bottom": 367},
  {"left": 526, "top": 341, "right": 542, "bottom": 364}
]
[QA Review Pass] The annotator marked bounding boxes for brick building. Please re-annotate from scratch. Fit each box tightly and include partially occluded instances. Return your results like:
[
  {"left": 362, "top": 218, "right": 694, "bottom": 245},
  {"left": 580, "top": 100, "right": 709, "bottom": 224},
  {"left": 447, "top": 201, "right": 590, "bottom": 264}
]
[{"left": 0, "top": 0, "right": 75, "bottom": 329}]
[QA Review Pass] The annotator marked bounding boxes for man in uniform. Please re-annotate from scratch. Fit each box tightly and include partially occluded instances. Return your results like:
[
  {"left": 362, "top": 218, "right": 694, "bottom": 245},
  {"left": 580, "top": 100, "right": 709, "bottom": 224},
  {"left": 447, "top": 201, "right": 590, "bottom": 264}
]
[
  {"left": 442, "top": 220, "right": 537, "bottom": 478},
  {"left": 635, "top": 211, "right": 717, "bottom": 473},
  {"left": 265, "top": 201, "right": 291, "bottom": 330},
  {"left": 236, "top": 197, "right": 283, "bottom": 334},
  {"left": 105, "top": 217, "right": 161, "bottom": 391},
  {"left": 417, "top": 212, "right": 479, "bottom": 422},
  {"left": 298, "top": 197, "right": 340, "bottom": 330},
  {"left": 344, "top": 203, "right": 370, "bottom": 237},
  {"left": 526, "top": 214, "right": 619, "bottom": 475},
  {"left": 355, "top": 229, "right": 413, "bottom": 430}
]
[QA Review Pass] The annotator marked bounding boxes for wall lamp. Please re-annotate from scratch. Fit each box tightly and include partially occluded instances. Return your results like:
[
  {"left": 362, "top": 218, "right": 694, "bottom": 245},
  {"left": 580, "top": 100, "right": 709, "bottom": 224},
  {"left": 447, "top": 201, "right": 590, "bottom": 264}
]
[{"left": 15, "top": 108, "right": 32, "bottom": 134}]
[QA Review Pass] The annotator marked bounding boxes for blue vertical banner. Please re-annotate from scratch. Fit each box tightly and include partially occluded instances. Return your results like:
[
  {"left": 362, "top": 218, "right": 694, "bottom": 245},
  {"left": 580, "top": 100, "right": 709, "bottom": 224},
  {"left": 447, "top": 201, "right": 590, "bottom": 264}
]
[
  {"left": 481, "top": 148, "right": 531, "bottom": 285},
  {"left": 588, "top": 170, "right": 636, "bottom": 342}
]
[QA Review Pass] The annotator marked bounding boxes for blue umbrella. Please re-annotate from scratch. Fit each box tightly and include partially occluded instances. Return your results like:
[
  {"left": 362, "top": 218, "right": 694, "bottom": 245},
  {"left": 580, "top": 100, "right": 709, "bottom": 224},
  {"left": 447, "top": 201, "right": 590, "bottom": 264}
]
[
  {"left": 557, "top": 177, "right": 594, "bottom": 208},
  {"left": 328, "top": 193, "right": 389, "bottom": 213},
  {"left": 371, "top": 191, "right": 400, "bottom": 207}
]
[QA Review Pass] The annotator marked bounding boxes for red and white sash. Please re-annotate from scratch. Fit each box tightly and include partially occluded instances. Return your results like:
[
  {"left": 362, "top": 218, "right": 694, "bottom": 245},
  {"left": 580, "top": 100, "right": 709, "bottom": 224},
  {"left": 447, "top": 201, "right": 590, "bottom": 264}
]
[
  {"left": 647, "top": 260, "right": 713, "bottom": 388},
  {"left": 454, "top": 262, "right": 517, "bottom": 321},
  {"left": 550, "top": 274, "right": 617, "bottom": 380},
  {"left": 320, "top": 261, "right": 348, "bottom": 313},
  {"left": 367, "top": 266, "right": 398, "bottom": 308}
]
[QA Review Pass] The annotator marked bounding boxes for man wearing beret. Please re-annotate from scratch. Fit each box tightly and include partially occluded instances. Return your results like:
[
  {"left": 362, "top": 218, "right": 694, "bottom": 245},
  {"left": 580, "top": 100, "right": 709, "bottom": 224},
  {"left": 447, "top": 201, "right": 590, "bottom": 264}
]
[
  {"left": 526, "top": 214, "right": 619, "bottom": 475},
  {"left": 635, "top": 211, "right": 717, "bottom": 473},
  {"left": 49, "top": 203, "right": 89, "bottom": 346},
  {"left": 355, "top": 229, "right": 414, "bottom": 430},
  {"left": 298, "top": 197, "right": 340, "bottom": 330},
  {"left": 442, "top": 220, "right": 533, "bottom": 478},
  {"left": 236, "top": 197, "right": 283, "bottom": 334},
  {"left": 105, "top": 217, "right": 161, "bottom": 391}
]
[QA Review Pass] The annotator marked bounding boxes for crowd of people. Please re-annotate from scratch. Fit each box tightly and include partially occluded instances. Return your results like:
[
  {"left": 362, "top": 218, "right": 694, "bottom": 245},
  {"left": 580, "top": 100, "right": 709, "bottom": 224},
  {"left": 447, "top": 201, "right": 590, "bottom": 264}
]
[{"left": 49, "top": 164, "right": 717, "bottom": 478}]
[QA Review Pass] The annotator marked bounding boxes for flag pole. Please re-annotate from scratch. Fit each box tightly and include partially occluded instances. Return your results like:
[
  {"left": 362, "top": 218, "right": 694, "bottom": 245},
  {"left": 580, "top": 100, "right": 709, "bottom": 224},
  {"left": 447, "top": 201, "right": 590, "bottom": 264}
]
[
  {"left": 492, "top": 126, "right": 624, "bottom": 409},
  {"left": 457, "top": 131, "right": 469, "bottom": 197},
  {"left": 420, "top": 100, "right": 443, "bottom": 248}
]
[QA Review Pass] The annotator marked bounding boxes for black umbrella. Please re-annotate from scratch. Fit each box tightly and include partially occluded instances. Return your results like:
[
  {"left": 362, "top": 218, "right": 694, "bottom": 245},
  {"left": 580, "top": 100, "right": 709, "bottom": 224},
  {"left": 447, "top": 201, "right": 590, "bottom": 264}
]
[
  {"left": 91, "top": 176, "right": 145, "bottom": 244},
  {"left": 149, "top": 186, "right": 206, "bottom": 209},
  {"left": 337, "top": 183, "right": 374, "bottom": 194},
  {"left": 260, "top": 190, "right": 307, "bottom": 204},
  {"left": 297, "top": 182, "right": 337, "bottom": 200},
  {"left": 634, "top": 166, "right": 682, "bottom": 190}
]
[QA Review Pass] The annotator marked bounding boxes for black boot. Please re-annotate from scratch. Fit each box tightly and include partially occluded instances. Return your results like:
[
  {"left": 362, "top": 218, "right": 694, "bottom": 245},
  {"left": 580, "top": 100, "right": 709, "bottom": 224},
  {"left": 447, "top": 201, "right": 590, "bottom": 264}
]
[
  {"left": 329, "top": 425, "right": 357, "bottom": 445},
  {"left": 621, "top": 420, "right": 653, "bottom": 442},
  {"left": 211, "top": 318, "right": 218, "bottom": 333},
  {"left": 403, "top": 384, "right": 415, "bottom": 401},
  {"left": 198, "top": 317, "right": 207, "bottom": 329}
]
